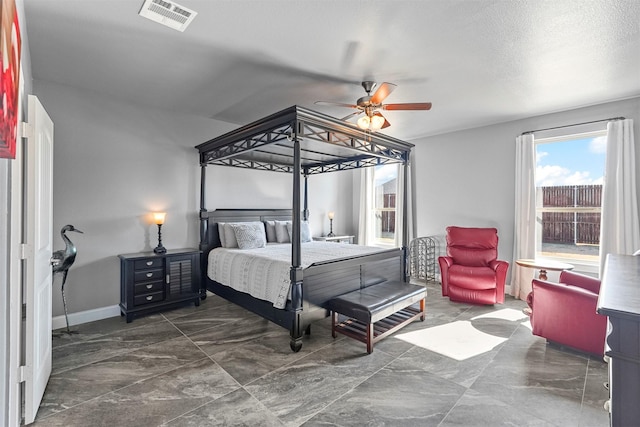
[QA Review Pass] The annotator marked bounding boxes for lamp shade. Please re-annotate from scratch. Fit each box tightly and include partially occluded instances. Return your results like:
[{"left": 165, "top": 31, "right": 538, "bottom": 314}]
[
  {"left": 357, "top": 116, "right": 370, "bottom": 130},
  {"left": 370, "top": 113, "right": 385, "bottom": 130},
  {"left": 357, "top": 113, "right": 385, "bottom": 131},
  {"left": 328, "top": 211, "right": 335, "bottom": 220},
  {"left": 152, "top": 212, "right": 166, "bottom": 225}
]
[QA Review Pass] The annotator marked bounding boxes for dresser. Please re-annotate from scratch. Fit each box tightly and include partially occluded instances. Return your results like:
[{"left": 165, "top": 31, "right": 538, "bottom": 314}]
[
  {"left": 119, "top": 248, "right": 201, "bottom": 322},
  {"left": 596, "top": 254, "right": 640, "bottom": 426}
]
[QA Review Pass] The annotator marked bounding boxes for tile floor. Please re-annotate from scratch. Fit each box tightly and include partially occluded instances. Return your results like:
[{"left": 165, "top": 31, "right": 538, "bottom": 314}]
[{"left": 33, "top": 282, "right": 610, "bottom": 426}]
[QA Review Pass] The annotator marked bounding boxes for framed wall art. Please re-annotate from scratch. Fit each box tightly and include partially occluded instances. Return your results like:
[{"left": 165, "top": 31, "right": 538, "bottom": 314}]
[{"left": 0, "top": 0, "right": 21, "bottom": 159}]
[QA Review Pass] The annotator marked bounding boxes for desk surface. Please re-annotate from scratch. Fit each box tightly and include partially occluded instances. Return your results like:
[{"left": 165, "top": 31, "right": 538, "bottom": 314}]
[
  {"left": 597, "top": 254, "right": 640, "bottom": 319},
  {"left": 515, "top": 258, "right": 574, "bottom": 271}
]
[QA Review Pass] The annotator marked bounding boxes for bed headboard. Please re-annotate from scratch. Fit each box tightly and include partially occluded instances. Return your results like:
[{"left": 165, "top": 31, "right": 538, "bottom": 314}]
[{"left": 199, "top": 208, "right": 292, "bottom": 254}]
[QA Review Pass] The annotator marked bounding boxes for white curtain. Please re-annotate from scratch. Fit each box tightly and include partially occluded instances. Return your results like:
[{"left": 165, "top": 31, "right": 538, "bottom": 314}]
[
  {"left": 599, "top": 119, "right": 640, "bottom": 276},
  {"left": 395, "top": 163, "right": 414, "bottom": 248},
  {"left": 510, "top": 133, "right": 536, "bottom": 299},
  {"left": 357, "top": 167, "right": 375, "bottom": 246}
]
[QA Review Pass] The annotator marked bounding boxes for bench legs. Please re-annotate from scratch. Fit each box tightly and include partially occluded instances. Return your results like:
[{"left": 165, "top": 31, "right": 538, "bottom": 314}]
[
  {"left": 367, "top": 323, "right": 374, "bottom": 354},
  {"left": 331, "top": 298, "right": 426, "bottom": 354},
  {"left": 331, "top": 311, "right": 337, "bottom": 338}
]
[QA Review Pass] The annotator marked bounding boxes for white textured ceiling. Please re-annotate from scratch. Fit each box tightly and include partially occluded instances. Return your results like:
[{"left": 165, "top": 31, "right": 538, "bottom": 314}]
[{"left": 25, "top": 0, "right": 640, "bottom": 140}]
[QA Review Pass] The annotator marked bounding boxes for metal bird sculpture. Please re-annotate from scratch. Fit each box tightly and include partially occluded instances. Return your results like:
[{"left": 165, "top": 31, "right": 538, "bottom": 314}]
[{"left": 51, "top": 224, "right": 83, "bottom": 334}]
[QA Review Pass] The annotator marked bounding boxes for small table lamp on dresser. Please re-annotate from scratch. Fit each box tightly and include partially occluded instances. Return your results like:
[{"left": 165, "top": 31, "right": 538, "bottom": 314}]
[
  {"left": 153, "top": 212, "right": 167, "bottom": 254},
  {"left": 327, "top": 211, "right": 335, "bottom": 237}
]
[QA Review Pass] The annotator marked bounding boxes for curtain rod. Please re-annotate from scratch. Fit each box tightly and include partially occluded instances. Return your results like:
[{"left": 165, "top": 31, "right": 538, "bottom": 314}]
[{"left": 521, "top": 116, "right": 626, "bottom": 136}]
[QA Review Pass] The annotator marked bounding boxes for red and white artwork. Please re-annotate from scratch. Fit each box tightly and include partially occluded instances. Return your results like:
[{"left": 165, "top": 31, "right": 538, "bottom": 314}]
[{"left": 0, "top": 0, "right": 21, "bottom": 159}]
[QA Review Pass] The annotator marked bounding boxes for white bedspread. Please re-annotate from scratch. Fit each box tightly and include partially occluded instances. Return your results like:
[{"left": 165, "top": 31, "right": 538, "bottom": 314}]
[{"left": 207, "top": 241, "right": 385, "bottom": 309}]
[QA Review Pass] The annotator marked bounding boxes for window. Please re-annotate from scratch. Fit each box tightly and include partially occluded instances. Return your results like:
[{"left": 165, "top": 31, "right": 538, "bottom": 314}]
[
  {"left": 535, "top": 129, "right": 607, "bottom": 272},
  {"left": 373, "top": 164, "right": 398, "bottom": 245}
]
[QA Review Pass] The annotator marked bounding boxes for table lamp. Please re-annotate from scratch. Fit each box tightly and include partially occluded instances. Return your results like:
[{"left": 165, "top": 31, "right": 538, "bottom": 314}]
[
  {"left": 153, "top": 212, "right": 167, "bottom": 254},
  {"left": 327, "top": 211, "right": 335, "bottom": 237}
]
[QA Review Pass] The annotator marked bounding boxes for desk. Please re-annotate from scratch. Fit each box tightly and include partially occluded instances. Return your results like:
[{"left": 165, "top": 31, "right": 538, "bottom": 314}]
[
  {"left": 597, "top": 254, "right": 640, "bottom": 426},
  {"left": 515, "top": 258, "right": 574, "bottom": 280}
]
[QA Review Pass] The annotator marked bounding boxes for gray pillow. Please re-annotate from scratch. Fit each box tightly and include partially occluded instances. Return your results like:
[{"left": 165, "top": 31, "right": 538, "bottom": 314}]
[
  {"left": 223, "top": 223, "right": 239, "bottom": 248},
  {"left": 265, "top": 220, "right": 277, "bottom": 243},
  {"left": 218, "top": 223, "right": 227, "bottom": 247},
  {"left": 230, "top": 223, "right": 267, "bottom": 249},
  {"left": 275, "top": 220, "right": 292, "bottom": 243}
]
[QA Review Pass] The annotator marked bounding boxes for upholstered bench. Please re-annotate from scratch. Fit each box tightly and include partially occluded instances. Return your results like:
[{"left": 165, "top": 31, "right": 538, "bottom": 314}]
[{"left": 328, "top": 280, "right": 426, "bottom": 353}]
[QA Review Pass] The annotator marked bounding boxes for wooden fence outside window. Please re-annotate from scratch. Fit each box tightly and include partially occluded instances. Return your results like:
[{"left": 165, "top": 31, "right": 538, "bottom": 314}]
[{"left": 539, "top": 185, "right": 602, "bottom": 245}]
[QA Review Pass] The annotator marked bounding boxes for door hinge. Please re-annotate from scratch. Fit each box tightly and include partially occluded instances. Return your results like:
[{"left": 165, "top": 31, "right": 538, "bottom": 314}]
[
  {"left": 21, "top": 121, "right": 32, "bottom": 139},
  {"left": 18, "top": 365, "right": 27, "bottom": 383},
  {"left": 20, "top": 243, "right": 31, "bottom": 260}
]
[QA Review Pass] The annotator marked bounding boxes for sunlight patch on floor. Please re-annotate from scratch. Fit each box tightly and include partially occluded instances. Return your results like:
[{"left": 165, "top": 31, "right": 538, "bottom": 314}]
[
  {"left": 396, "top": 320, "right": 507, "bottom": 361},
  {"left": 471, "top": 308, "right": 529, "bottom": 322}
]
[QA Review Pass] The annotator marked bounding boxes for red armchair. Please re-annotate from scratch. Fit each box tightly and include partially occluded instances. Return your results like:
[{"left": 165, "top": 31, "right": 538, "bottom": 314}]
[
  {"left": 526, "top": 270, "right": 607, "bottom": 356},
  {"left": 438, "top": 226, "right": 509, "bottom": 305}
]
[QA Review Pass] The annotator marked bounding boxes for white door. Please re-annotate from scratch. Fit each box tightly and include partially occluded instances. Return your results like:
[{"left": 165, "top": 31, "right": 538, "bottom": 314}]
[{"left": 23, "top": 94, "right": 54, "bottom": 424}]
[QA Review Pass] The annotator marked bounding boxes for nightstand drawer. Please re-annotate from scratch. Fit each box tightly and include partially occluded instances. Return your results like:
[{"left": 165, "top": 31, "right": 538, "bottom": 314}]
[
  {"left": 134, "top": 291, "right": 164, "bottom": 306},
  {"left": 134, "top": 281, "right": 164, "bottom": 295},
  {"left": 134, "top": 268, "right": 163, "bottom": 282},
  {"left": 134, "top": 258, "right": 163, "bottom": 270}
]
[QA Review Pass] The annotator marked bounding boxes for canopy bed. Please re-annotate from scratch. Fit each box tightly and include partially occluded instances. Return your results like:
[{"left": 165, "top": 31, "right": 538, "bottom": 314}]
[{"left": 195, "top": 105, "right": 414, "bottom": 352}]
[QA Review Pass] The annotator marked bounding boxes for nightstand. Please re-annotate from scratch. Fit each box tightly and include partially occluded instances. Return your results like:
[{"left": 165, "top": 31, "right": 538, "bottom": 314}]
[
  {"left": 313, "top": 235, "right": 355, "bottom": 244},
  {"left": 118, "top": 248, "right": 201, "bottom": 322}
]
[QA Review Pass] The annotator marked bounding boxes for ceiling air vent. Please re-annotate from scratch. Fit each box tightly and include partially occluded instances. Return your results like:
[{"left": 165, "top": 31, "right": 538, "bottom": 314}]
[{"left": 138, "top": 0, "right": 197, "bottom": 32}]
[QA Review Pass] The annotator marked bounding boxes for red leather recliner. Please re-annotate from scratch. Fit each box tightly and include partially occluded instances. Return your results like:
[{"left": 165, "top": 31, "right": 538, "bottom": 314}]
[
  {"left": 526, "top": 270, "right": 607, "bottom": 356},
  {"left": 438, "top": 226, "right": 509, "bottom": 305}
]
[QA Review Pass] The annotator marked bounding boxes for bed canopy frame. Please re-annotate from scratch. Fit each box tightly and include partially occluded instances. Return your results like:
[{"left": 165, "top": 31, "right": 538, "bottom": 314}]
[
  {"left": 195, "top": 105, "right": 414, "bottom": 351},
  {"left": 196, "top": 105, "right": 414, "bottom": 256}
]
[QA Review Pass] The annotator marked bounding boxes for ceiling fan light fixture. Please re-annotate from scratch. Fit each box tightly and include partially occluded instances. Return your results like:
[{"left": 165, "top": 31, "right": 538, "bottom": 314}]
[
  {"left": 357, "top": 113, "right": 385, "bottom": 131},
  {"left": 316, "top": 80, "right": 431, "bottom": 131},
  {"left": 357, "top": 116, "right": 371, "bottom": 130},
  {"left": 370, "top": 113, "right": 385, "bottom": 130}
]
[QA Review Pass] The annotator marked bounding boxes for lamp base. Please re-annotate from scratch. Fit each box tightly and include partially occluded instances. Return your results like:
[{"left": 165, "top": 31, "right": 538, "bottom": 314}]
[
  {"left": 327, "top": 218, "right": 334, "bottom": 237},
  {"left": 154, "top": 223, "right": 166, "bottom": 254}
]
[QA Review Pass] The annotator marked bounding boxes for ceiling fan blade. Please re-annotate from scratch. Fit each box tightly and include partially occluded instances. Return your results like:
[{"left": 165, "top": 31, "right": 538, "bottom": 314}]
[
  {"left": 370, "top": 82, "right": 397, "bottom": 105},
  {"left": 340, "top": 111, "right": 363, "bottom": 121},
  {"left": 383, "top": 102, "right": 432, "bottom": 111},
  {"left": 381, "top": 116, "right": 391, "bottom": 129},
  {"left": 315, "top": 101, "right": 359, "bottom": 109}
]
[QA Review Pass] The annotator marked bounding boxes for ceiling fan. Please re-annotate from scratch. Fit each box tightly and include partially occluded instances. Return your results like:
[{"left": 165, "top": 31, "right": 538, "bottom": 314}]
[{"left": 315, "top": 81, "right": 432, "bottom": 131}]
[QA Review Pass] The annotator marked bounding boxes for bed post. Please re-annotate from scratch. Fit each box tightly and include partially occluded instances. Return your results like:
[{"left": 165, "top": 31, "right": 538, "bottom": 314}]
[
  {"left": 290, "top": 126, "right": 304, "bottom": 352},
  {"left": 303, "top": 171, "right": 309, "bottom": 221},
  {"left": 402, "top": 154, "right": 410, "bottom": 282},
  {"left": 199, "top": 163, "right": 208, "bottom": 298}
]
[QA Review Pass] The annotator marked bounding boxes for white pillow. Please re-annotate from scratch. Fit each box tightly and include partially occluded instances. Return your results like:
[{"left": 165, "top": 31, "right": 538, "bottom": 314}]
[
  {"left": 217, "top": 223, "right": 227, "bottom": 247},
  {"left": 265, "top": 220, "right": 277, "bottom": 243},
  {"left": 275, "top": 220, "right": 292, "bottom": 243},
  {"left": 230, "top": 223, "right": 267, "bottom": 249},
  {"left": 286, "top": 221, "right": 312, "bottom": 243}
]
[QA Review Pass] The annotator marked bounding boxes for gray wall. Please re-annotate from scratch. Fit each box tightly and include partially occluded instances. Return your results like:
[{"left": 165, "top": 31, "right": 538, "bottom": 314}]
[
  {"left": 33, "top": 79, "right": 354, "bottom": 318},
  {"left": 203, "top": 162, "right": 354, "bottom": 237},
  {"left": 411, "top": 96, "right": 640, "bottom": 267}
]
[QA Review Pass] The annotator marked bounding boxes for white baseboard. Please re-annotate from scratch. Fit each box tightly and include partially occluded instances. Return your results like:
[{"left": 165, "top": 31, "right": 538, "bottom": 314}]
[{"left": 52, "top": 305, "right": 121, "bottom": 331}]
